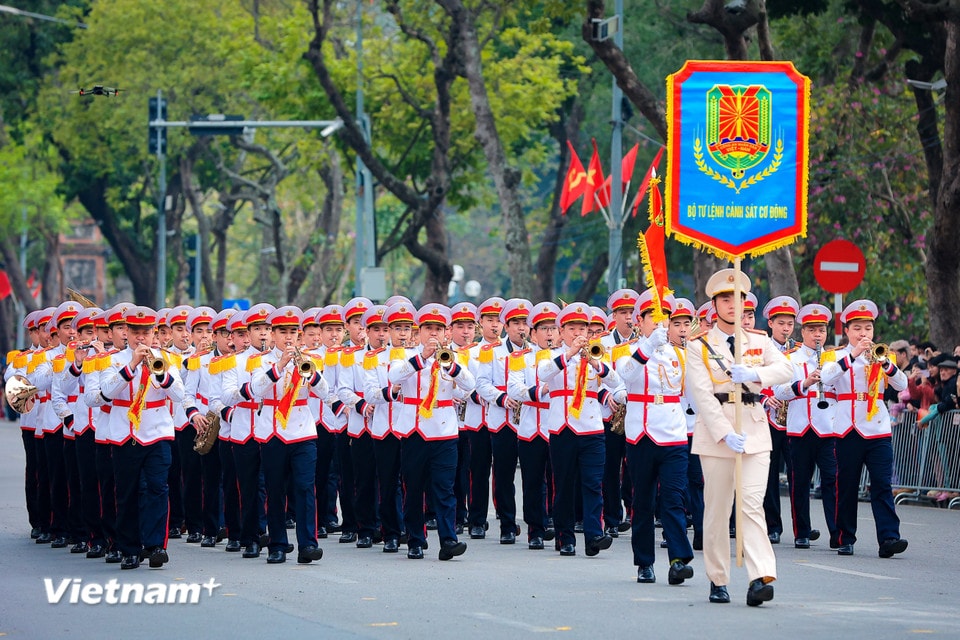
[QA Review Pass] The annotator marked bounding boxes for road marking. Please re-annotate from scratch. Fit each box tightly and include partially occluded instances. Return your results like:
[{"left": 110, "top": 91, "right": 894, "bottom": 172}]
[
  {"left": 467, "top": 612, "right": 558, "bottom": 633},
  {"left": 798, "top": 562, "right": 898, "bottom": 580},
  {"left": 909, "top": 631, "right": 936, "bottom": 634},
  {"left": 820, "top": 261, "right": 860, "bottom": 272},
  {"left": 222, "top": 593, "right": 237, "bottom": 597},
  {"left": 368, "top": 622, "right": 398, "bottom": 627},
  {"left": 361, "top": 597, "right": 377, "bottom": 601}
]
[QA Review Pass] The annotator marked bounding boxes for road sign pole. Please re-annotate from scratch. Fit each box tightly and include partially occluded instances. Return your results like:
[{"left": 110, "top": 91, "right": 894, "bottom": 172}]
[
  {"left": 156, "top": 90, "right": 166, "bottom": 309},
  {"left": 834, "top": 293, "right": 843, "bottom": 347}
]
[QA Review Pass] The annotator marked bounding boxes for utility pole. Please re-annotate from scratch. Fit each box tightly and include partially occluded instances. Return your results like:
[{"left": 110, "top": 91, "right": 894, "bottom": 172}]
[
  {"left": 606, "top": 0, "right": 625, "bottom": 294},
  {"left": 150, "top": 90, "right": 168, "bottom": 309},
  {"left": 16, "top": 207, "right": 27, "bottom": 347},
  {"left": 355, "top": 0, "right": 378, "bottom": 297}
]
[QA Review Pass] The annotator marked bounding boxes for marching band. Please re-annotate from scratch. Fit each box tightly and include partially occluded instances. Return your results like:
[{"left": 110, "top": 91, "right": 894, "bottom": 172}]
[{"left": 2, "top": 268, "right": 913, "bottom": 605}]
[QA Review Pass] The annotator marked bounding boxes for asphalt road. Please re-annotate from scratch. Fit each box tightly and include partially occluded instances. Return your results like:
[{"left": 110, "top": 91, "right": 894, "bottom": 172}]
[{"left": 0, "top": 420, "right": 958, "bottom": 639}]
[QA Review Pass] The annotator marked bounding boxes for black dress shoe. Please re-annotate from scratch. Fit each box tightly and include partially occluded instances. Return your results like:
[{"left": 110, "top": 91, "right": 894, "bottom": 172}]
[
  {"left": 225, "top": 540, "right": 242, "bottom": 552},
  {"left": 284, "top": 543, "right": 295, "bottom": 553},
  {"left": 768, "top": 531, "right": 781, "bottom": 544},
  {"left": 200, "top": 536, "right": 216, "bottom": 548},
  {"left": 50, "top": 536, "right": 67, "bottom": 549},
  {"left": 879, "top": 538, "right": 908, "bottom": 558},
  {"left": 168, "top": 527, "right": 182, "bottom": 539},
  {"left": 325, "top": 520, "right": 341, "bottom": 533},
  {"left": 71, "top": 542, "right": 87, "bottom": 554},
  {"left": 383, "top": 539, "right": 399, "bottom": 553},
  {"left": 37, "top": 532, "right": 52, "bottom": 544},
  {"left": 86, "top": 544, "right": 106, "bottom": 558},
  {"left": 469, "top": 526, "right": 485, "bottom": 539},
  {"left": 746, "top": 578, "right": 774, "bottom": 606},
  {"left": 559, "top": 543, "right": 576, "bottom": 556},
  {"left": 692, "top": 532, "right": 703, "bottom": 551},
  {"left": 604, "top": 526, "right": 620, "bottom": 538},
  {"left": 837, "top": 544, "right": 854, "bottom": 556},
  {"left": 148, "top": 548, "right": 169, "bottom": 568},
  {"left": 339, "top": 531, "right": 358, "bottom": 544},
  {"left": 585, "top": 534, "right": 613, "bottom": 557},
  {"left": 795, "top": 538, "right": 810, "bottom": 549},
  {"left": 30, "top": 527, "right": 41, "bottom": 540},
  {"left": 356, "top": 536, "right": 373, "bottom": 549},
  {"left": 425, "top": 518, "right": 438, "bottom": 530},
  {"left": 455, "top": 524, "right": 464, "bottom": 535},
  {"left": 637, "top": 566, "right": 656, "bottom": 583},
  {"left": 809, "top": 529, "right": 821, "bottom": 541},
  {"left": 618, "top": 520, "right": 632, "bottom": 533},
  {"left": 528, "top": 537, "right": 544, "bottom": 550},
  {"left": 185, "top": 532, "right": 202, "bottom": 543},
  {"left": 574, "top": 521, "right": 584, "bottom": 533},
  {"left": 297, "top": 546, "right": 323, "bottom": 563},
  {"left": 407, "top": 546, "right": 423, "bottom": 559},
  {"left": 242, "top": 542, "right": 261, "bottom": 558},
  {"left": 317, "top": 526, "right": 328, "bottom": 539},
  {"left": 216, "top": 527, "right": 227, "bottom": 542},
  {"left": 439, "top": 540, "right": 467, "bottom": 561},
  {"left": 668, "top": 560, "right": 694, "bottom": 585},
  {"left": 120, "top": 555, "right": 140, "bottom": 570},
  {"left": 709, "top": 582, "right": 730, "bottom": 603},
  {"left": 285, "top": 517, "right": 296, "bottom": 530},
  {"left": 105, "top": 549, "right": 123, "bottom": 563},
  {"left": 500, "top": 531, "right": 516, "bottom": 545},
  {"left": 266, "top": 550, "right": 286, "bottom": 564}
]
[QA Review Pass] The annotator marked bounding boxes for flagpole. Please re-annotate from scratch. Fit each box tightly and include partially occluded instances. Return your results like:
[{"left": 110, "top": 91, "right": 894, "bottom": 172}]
[
  {"left": 606, "top": 0, "right": 625, "bottom": 293},
  {"left": 733, "top": 254, "right": 745, "bottom": 568}
]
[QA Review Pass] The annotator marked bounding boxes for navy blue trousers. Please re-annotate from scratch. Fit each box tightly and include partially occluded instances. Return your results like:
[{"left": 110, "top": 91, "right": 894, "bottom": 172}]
[
  {"left": 550, "top": 429, "right": 604, "bottom": 547},
  {"left": 685, "top": 437, "right": 704, "bottom": 535},
  {"left": 467, "top": 427, "right": 492, "bottom": 527},
  {"left": 350, "top": 432, "right": 379, "bottom": 538},
  {"left": 627, "top": 438, "right": 693, "bottom": 567},
  {"left": 261, "top": 438, "right": 319, "bottom": 552},
  {"left": 95, "top": 443, "right": 117, "bottom": 548},
  {"left": 788, "top": 432, "right": 838, "bottom": 542},
  {"left": 836, "top": 432, "right": 900, "bottom": 546},
  {"left": 232, "top": 439, "right": 262, "bottom": 546},
  {"left": 20, "top": 430, "right": 42, "bottom": 530},
  {"left": 603, "top": 421, "right": 627, "bottom": 528},
  {"left": 374, "top": 434, "right": 403, "bottom": 542},
  {"left": 74, "top": 430, "right": 105, "bottom": 547},
  {"left": 401, "top": 433, "right": 458, "bottom": 548},
  {"left": 219, "top": 440, "right": 241, "bottom": 542},
  {"left": 491, "top": 427, "right": 518, "bottom": 534},
  {"left": 763, "top": 425, "right": 792, "bottom": 536},
  {"left": 518, "top": 437, "right": 549, "bottom": 539},
  {"left": 112, "top": 440, "right": 171, "bottom": 556}
]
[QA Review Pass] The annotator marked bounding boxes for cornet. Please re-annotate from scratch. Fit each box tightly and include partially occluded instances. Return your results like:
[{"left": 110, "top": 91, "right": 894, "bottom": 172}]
[
  {"left": 149, "top": 349, "right": 167, "bottom": 375},
  {"left": 869, "top": 342, "right": 889, "bottom": 363},
  {"left": 436, "top": 343, "right": 455, "bottom": 369},
  {"left": 582, "top": 343, "right": 606, "bottom": 362},
  {"left": 293, "top": 347, "right": 317, "bottom": 377}
]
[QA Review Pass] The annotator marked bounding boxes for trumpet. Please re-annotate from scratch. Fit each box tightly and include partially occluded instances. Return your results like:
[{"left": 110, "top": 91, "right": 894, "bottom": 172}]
[
  {"left": 149, "top": 349, "right": 166, "bottom": 375},
  {"left": 293, "top": 347, "right": 317, "bottom": 376},
  {"left": 869, "top": 342, "right": 889, "bottom": 363},
  {"left": 436, "top": 343, "right": 455, "bottom": 369},
  {"left": 582, "top": 343, "right": 606, "bottom": 362}
]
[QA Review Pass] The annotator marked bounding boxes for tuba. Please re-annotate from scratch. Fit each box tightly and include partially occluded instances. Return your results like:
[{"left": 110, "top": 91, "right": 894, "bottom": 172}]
[{"left": 5, "top": 375, "right": 39, "bottom": 414}]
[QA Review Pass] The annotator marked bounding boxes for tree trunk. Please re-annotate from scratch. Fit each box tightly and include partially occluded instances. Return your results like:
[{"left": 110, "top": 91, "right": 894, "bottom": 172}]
[
  {"left": 405, "top": 204, "right": 452, "bottom": 303},
  {"left": 0, "top": 236, "right": 38, "bottom": 313},
  {"left": 291, "top": 151, "right": 345, "bottom": 306},
  {"left": 763, "top": 247, "right": 801, "bottom": 302},
  {"left": 927, "top": 18, "right": 960, "bottom": 348},
  {"left": 575, "top": 251, "right": 608, "bottom": 302},
  {"left": 40, "top": 232, "right": 60, "bottom": 308},
  {"left": 693, "top": 252, "right": 729, "bottom": 306},
  {"left": 440, "top": 0, "right": 533, "bottom": 299}
]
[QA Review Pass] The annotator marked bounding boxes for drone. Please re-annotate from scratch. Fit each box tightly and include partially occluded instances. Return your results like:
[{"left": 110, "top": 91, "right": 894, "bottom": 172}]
[{"left": 72, "top": 85, "right": 121, "bottom": 97}]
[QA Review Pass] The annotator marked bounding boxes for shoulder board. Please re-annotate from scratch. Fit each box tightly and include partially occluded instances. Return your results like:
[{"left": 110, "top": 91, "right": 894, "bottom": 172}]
[
  {"left": 209, "top": 354, "right": 236, "bottom": 375},
  {"left": 6, "top": 349, "right": 20, "bottom": 363},
  {"left": 785, "top": 345, "right": 800, "bottom": 355},
  {"left": 745, "top": 328, "right": 768, "bottom": 335},
  {"left": 611, "top": 343, "right": 631, "bottom": 363},
  {"left": 595, "top": 330, "right": 611, "bottom": 339},
  {"left": 823, "top": 345, "right": 840, "bottom": 352},
  {"left": 509, "top": 349, "right": 531, "bottom": 371},
  {"left": 340, "top": 350, "right": 356, "bottom": 368},
  {"left": 389, "top": 347, "right": 407, "bottom": 361},
  {"left": 459, "top": 341, "right": 479, "bottom": 352},
  {"left": 324, "top": 350, "right": 340, "bottom": 367},
  {"left": 246, "top": 354, "right": 263, "bottom": 373},
  {"left": 536, "top": 349, "right": 553, "bottom": 363},
  {"left": 13, "top": 351, "right": 29, "bottom": 369},
  {"left": 186, "top": 355, "right": 202, "bottom": 371},
  {"left": 365, "top": 346, "right": 386, "bottom": 358},
  {"left": 688, "top": 330, "right": 709, "bottom": 343}
]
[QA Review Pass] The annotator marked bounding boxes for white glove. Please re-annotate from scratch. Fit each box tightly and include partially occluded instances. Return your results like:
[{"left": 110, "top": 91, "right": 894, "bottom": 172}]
[
  {"left": 641, "top": 327, "right": 669, "bottom": 353},
  {"left": 723, "top": 432, "right": 746, "bottom": 453},
  {"left": 730, "top": 364, "right": 760, "bottom": 383}
]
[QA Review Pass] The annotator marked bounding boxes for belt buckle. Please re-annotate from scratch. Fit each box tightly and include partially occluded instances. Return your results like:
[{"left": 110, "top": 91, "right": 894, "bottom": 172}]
[
  {"left": 856, "top": 392, "right": 866, "bottom": 402},
  {"left": 654, "top": 394, "right": 664, "bottom": 405}
]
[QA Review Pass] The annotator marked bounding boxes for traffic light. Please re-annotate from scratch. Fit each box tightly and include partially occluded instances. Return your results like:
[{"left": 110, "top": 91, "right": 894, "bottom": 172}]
[{"left": 148, "top": 97, "right": 167, "bottom": 155}]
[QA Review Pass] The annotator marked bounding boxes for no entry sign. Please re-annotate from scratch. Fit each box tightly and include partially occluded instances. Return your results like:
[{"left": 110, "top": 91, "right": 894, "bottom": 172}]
[{"left": 814, "top": 240, "right": 865, "bottom": 294}]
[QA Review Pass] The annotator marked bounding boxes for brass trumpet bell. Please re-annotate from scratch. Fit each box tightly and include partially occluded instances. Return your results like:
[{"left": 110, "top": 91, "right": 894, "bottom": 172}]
[
  {"left": 4, "top": 375, "right": 39, "bottom": 414},
  {"left": 436, "top": 347, "right": 455, "bottom": 368},
  {"left": 869, "top": 343, "right": 889, "bottom": 363},
  {"left": 293, "top": 347, "right": 317, "bottom": 376},
  {"left": 584, "top": 343, "right": 606, "bottom": 362},
  {"left": 149, "top": 350, "right": 167, "bottom": 375}
]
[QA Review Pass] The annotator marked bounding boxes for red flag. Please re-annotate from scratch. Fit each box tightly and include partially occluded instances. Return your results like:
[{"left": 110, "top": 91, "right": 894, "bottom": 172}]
[
  {"left": 621, "top": 143, "right": 639, "bottom": 188},
  {"left": 581, "top": 139, "right": 604, "bottom": 217},
  {"left": 559, "top": 141, "right": 587, "bottom": 214},
  {"left": 631, "top": 147, "right": 665, "bottom": 217},
  {"left": 637, "top": 176, "right": 671, "bottom": 322},
  {"left": 0, "top": 270, "right": 11, "bottom": 301}
]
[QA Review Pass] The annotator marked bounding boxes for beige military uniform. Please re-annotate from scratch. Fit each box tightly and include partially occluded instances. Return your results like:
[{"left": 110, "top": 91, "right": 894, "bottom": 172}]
[{"left": 686, "top": 324, "right": 792, "bottom": 586}]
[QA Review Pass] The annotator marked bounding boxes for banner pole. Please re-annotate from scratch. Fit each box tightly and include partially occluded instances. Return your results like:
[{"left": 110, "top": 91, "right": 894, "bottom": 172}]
[{"left": 733, "top": 255, "right": 745, "bottom": 568}]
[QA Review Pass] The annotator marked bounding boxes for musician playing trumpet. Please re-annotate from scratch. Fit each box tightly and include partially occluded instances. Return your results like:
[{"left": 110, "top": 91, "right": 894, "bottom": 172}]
[
  {"left": 476, "top": 298, "right": 532, "bottom": 545},
  {"left": 772, "top": 304, "right": 842, "bottom": 550},
  {"left": 820, "top": 299, "right": 908, "bottom": 559},
  {"left": 613, "top": 291, "right": 695, "bottom": 585}
]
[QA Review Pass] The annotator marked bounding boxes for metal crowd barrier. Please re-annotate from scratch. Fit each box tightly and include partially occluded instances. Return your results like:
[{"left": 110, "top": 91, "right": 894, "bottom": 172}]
[{"left": 889, "top": 409, "right": 960, "bottom": 509}]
